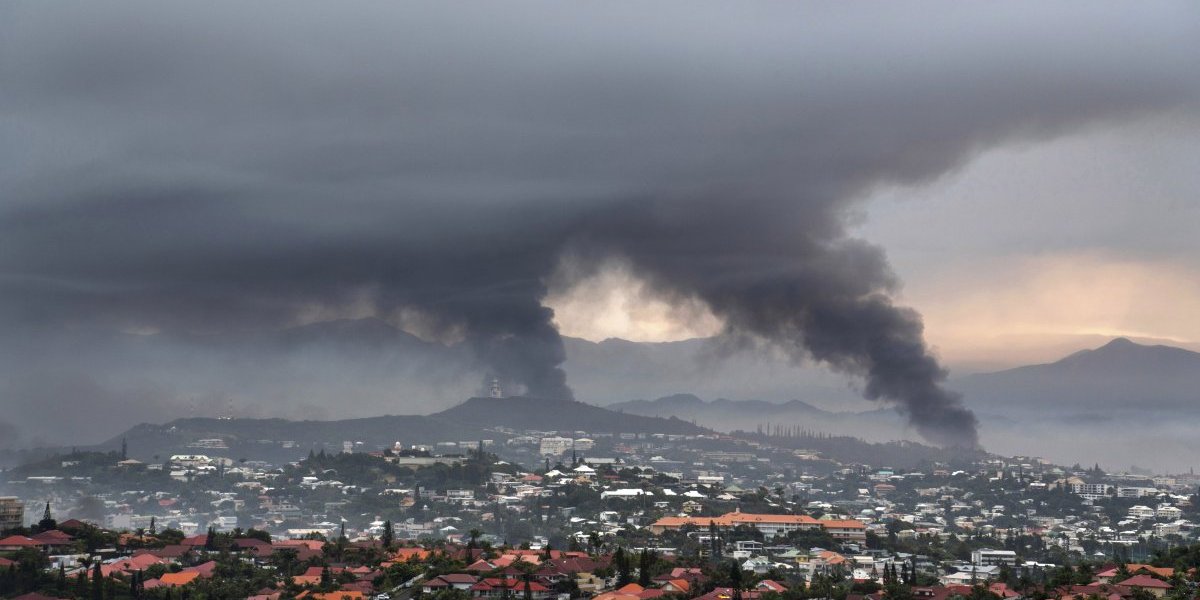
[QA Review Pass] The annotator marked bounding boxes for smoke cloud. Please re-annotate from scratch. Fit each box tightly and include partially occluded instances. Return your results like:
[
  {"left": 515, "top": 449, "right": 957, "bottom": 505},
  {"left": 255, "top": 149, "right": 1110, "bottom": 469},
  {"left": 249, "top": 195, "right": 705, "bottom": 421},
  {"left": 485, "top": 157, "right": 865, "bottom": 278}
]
[{"left": 1, "top": 2, "right": 1198, "bottom": 446}]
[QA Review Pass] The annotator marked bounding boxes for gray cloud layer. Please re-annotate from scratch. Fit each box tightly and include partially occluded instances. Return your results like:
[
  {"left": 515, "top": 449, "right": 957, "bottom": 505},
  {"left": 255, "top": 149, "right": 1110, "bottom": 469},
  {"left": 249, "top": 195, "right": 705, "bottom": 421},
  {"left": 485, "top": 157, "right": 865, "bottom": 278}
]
[{"left": 2, "top": 2, "right": 1198, "bottom": 447}]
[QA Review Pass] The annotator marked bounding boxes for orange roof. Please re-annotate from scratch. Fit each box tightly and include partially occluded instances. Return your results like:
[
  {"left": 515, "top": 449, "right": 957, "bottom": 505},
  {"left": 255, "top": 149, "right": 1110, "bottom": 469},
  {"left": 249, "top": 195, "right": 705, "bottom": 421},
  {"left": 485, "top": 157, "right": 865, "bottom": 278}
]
[
  {"left": 159, "top": 571, "right": 200, "bottom": 586},
  {"left": 275, "top": 539, "right": 325, "bottom": 550},
  {"left": 1100, "top": 565, "right": 1175, "bottom": 579},
  {"left": 652, "top": 511, "right": 853, "bottom": 529},
  {"left": 593, "top": 593, "right": 642, "bottom": 600},
  {"left": 666, "top": 579, "right": 691, "bottom": 592},
  {"left": 102, "top": 553, "right": 163, "bottom": 576},
  {"left": 390, "top": 547, "right": 431, "bottom": 561},
  {"left": 820, "top": 519, "right": 866, "bottom": 529},
  {"left": 309, "top": 592, "right": 365, "bottom": 600},
  {"left": 818, "top": 550, "right": 848, "bottom": 564},
  {"left": 617, "top": 584, "right": 645, "bottom": 593}
]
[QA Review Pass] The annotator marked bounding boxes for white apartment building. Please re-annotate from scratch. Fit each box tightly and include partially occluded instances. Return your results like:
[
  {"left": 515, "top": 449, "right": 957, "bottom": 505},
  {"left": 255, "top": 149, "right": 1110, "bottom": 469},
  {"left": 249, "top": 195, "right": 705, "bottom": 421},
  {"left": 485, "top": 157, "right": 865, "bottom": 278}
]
[
  {"left": 1118, "top": 487, "right": 1158, "bottom": 498},
  {"left": 1129, "top": 505, "right": 1156, "bottom": 520},
  {"left": 539, "top": 436, "right": 573, "bottom": 456},
  {"left": 1071, "top": 483, "right": 1113, "bottom": 499},
  {"left": 971, "top": 549, "right": 1018, "bottom": 567},
  {"left": 1156, "top": 505, "right": 1183, "bottom": 519}
]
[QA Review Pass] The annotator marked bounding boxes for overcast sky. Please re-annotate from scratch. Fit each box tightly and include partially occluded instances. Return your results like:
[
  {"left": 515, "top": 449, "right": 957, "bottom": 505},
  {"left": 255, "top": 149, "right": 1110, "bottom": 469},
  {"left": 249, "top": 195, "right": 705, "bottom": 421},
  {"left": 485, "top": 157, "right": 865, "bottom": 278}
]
[
  {"left": 553, "top": 110, "right": 1200, "bottom": 370},
  {"left": 2, "top": 1, "right": 1199, "bottom": 446}
]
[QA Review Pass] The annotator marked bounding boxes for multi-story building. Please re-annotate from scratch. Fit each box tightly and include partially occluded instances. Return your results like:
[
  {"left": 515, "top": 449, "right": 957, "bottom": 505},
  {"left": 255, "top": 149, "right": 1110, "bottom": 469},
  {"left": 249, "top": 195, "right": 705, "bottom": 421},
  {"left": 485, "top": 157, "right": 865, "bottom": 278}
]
[
  {"left": 0, "top": 497, "right": 23, "bottom": 531},
  {"left": 649, "top": 510, "right": 866, "bottom": 541},
  {"left": 1156, "top": 505, "right": 1183, "bottom": 519},
  {"left": 1129, "top": 505, "right": 1157, "bottom": 520},
  {"left": 971, "top": 549, "right": 1018, "bottom": 567},
  {"left": 1118, "top": 486, "right": 1158, "bottom": 498},
  {"left": 538, "top": 436, "right": 573, "bottom": 456},
  {"left": 1071, "top": 483, "right": 1113, "bottom": 499}
]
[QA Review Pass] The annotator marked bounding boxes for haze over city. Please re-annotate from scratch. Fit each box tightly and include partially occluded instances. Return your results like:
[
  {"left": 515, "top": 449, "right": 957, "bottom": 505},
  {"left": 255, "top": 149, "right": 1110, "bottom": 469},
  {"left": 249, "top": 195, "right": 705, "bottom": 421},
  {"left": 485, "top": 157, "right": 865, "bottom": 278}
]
[
  {"left": 7, "top": 5, "right": 1200, "bottom": 600},
  {"left": 2, "top": 2, "right": 1199, "bottom": 469}
]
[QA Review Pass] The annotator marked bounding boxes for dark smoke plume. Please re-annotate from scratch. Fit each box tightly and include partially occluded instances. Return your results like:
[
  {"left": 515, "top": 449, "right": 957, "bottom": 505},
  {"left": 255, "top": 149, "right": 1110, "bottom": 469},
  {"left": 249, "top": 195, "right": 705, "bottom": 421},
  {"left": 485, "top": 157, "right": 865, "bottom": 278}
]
[{"left": 1, "top": 2, "right": 1198, "bottom": 446}]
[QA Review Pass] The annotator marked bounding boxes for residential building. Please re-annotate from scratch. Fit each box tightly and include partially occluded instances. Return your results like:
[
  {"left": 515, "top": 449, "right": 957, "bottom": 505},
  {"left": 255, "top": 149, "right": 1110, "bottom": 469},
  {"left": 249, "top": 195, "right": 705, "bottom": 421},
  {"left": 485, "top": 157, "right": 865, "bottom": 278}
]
[
  {"left": 539, "top": 437, "right": 573, "bottom": 456},
  {"left": 0, "top": 497, "right": 23, "bottom": 531},
  {"left": 649, "top": 510, "right": 865, "bottom": 540},
  {"left": 971, "top": 549, "right": 1017, "bottom": 567}
]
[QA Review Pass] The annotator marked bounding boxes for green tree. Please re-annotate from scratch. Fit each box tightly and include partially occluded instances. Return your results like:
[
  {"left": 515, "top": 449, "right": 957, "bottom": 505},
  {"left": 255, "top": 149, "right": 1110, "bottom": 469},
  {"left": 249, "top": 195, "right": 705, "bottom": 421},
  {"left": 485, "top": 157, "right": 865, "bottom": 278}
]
[
  {"left": 91, "top": 561, "right": 104, "bottom": 600},
  {"left": 614, "top": 547, "right": 631, "bottom": 587},
  {"left": 638, "top": 549, "right": 654, "bottom": 587},
  {"left": 730, "top": 561, "right": 744, "bottom": 600},
  {"left": 382, "top": 519, "right": 395, "bottom": 550}
]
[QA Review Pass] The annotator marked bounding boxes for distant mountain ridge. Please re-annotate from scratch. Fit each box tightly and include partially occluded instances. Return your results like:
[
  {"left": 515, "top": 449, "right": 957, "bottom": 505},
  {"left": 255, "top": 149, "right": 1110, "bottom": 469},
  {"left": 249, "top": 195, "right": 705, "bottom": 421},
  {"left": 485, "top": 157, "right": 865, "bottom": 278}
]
[
  {"left": 608, "top": 393, "right": 908, "bottom": 441},
  {"left": 90, "top": 395, "right": 710, "bottom": 464},
  {"left": 610, "top": 393, "right": 833, "bottom": 418},
  {"left": 956, "top": 337, "right": 1200, "bottom": 414}
]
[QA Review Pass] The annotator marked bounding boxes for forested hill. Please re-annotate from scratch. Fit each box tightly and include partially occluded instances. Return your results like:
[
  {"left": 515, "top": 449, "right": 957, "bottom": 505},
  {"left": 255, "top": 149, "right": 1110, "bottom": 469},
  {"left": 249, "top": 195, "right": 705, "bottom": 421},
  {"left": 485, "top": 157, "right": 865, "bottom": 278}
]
[
  {"left": 432, "top": 396, "right": 709, "bottom": 435},
  {"left": 734, "top": 429, "right": 989, "bottom": 469}
]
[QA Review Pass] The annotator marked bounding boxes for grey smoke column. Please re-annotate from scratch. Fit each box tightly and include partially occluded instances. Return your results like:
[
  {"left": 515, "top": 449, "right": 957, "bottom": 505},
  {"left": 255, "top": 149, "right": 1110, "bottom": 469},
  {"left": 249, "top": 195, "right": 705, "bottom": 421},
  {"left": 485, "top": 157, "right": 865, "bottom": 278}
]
[
  {"left": 571, "top": 195, "right": 980, "bottom": 447},
  {"left": 1, "top": 2, "right": 1198, "bottom": 445}
]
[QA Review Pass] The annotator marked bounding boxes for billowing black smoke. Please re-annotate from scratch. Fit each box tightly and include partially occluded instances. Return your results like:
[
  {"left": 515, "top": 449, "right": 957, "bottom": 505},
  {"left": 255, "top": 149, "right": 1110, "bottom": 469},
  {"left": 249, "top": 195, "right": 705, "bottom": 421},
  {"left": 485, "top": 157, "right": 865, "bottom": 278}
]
[
  {"left": 1, "top": 2, "right": 1198, "bottom": 446},
  {"left": 566, "top": 193, "right": 981, "bottom": 446}
]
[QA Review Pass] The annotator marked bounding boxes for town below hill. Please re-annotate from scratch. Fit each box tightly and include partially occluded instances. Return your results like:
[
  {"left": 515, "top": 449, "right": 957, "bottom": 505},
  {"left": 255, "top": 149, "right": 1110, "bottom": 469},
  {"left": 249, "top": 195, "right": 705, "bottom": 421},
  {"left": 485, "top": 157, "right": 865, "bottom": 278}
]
[{"left": 3, "top": 438, "right": 1200, "bottom": 600}]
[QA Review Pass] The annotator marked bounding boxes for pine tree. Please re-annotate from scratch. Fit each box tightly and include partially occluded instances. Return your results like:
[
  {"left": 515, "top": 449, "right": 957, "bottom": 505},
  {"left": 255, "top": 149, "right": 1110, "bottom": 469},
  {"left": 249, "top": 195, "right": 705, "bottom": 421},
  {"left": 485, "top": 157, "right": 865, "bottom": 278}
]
[
  {"left": 638, "top": 549, "right": 653, "bottom": 586},
  {"left": 614, "top": 547, "right": 631, "bottom": 587},
  {"left": 91, "top": 562, "right": 103, "bottom": 600},
  {"left": 381, "top": 519, "right": 394, "bottom": 550},
  {"left": 708, "top": 521, "right": 721, "bottom": 561},
  {"left": 1, "top": 564, "right": 14, "bottom": 596},
  {"left": 75, "top": 570, "right": 88, "bottom": 598},
  {"left": 730, "top": 561, "right": 744, "bottom": 600}
]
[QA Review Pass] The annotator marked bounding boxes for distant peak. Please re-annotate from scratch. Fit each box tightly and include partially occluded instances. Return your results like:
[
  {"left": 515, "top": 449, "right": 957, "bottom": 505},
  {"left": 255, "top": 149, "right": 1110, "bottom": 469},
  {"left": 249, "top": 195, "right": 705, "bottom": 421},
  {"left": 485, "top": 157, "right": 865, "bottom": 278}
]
[{"left": 1104, "top": 337, "right": 1137, "bottom": 348}]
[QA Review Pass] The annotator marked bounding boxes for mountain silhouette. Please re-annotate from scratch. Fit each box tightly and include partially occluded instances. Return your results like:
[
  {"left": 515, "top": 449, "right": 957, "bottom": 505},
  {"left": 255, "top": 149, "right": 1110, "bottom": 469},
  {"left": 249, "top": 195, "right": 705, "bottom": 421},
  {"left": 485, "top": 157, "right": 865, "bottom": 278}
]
[{"left": 957, "top": 337, "right": 1200, "bottom": 413}]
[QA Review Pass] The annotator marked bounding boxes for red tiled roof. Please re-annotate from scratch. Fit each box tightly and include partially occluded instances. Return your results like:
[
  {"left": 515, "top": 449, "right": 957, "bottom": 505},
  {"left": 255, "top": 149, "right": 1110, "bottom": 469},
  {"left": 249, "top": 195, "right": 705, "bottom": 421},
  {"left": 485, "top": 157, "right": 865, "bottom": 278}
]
[
  {"left": 1119, "top": 575, "right": 1170, "bottom": 589},
  {"left": 184, "top": 560, "right": 218, "bottom": 578},
  {"left": 13, "top": 593, "right": 69, "bottom": 600},
  {"left": 31, "top": 530, "right": 74, "bottom": 544},
  {"left": 136, "top": 544, "right": 193, "bottom": 558},
  {"left": 440, "top": 574, "right": 480, "bottom": 584}
]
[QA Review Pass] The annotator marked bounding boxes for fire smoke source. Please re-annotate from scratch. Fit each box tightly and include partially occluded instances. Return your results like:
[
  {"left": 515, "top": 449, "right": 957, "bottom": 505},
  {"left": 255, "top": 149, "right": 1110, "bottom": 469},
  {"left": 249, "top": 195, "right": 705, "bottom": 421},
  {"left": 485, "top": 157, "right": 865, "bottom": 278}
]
[{"left": 2, "top": 2, "right": 1198, "bottom": 445}]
